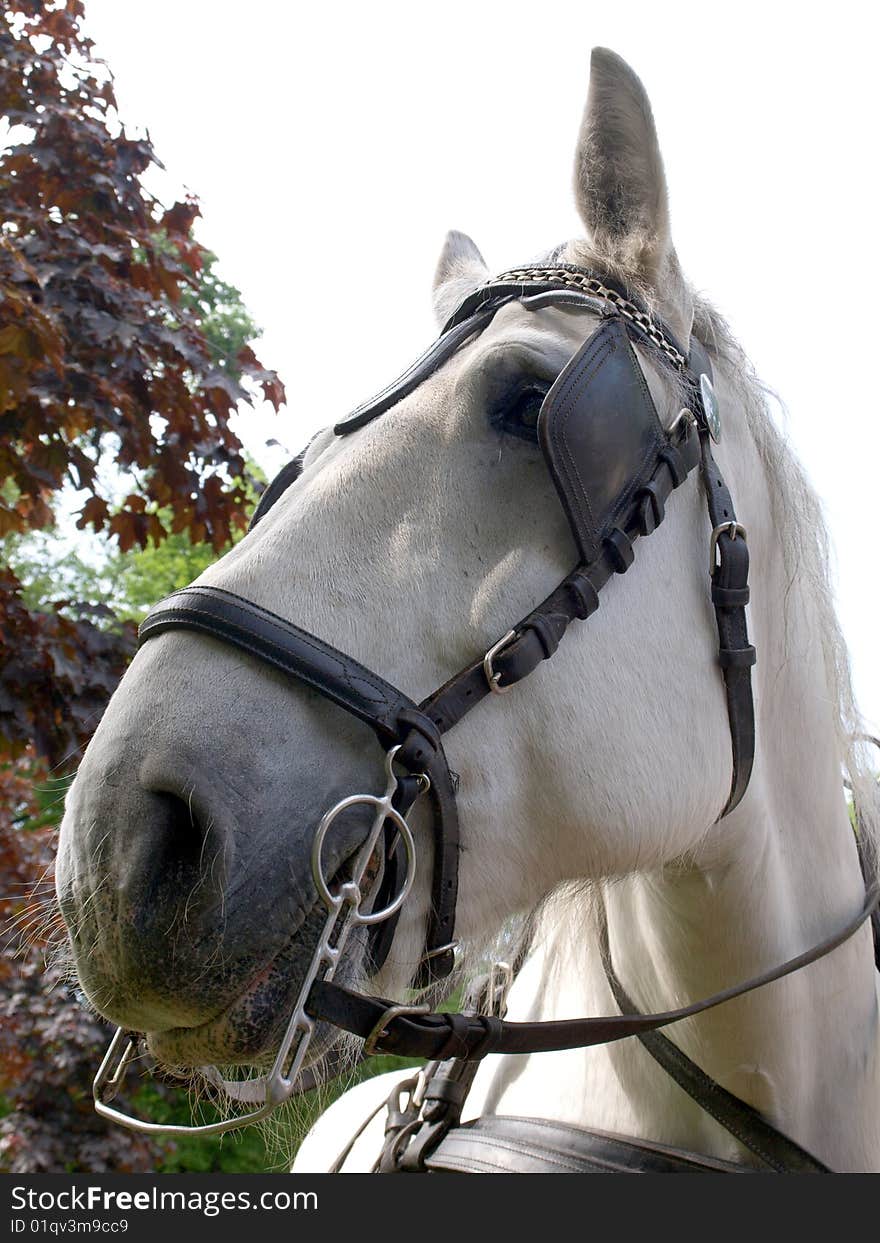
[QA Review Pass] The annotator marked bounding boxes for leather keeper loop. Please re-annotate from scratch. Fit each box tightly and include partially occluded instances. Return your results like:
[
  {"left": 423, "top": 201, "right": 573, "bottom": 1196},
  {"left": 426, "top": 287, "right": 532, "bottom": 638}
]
[
  {"left": 637, "top": 479, "right": 665, "bottom": 533},
  {"left": 715, "top": 532, "right": 750, "bottom": 583},
  {"left": 711, "top": 584, "right": 751, "bottom": 608},
  {"left": 637, "top": 495, "right": 657, "bottom": 537},
  {"left": 435, "top": 1013, "right": 472, "bottom": 1061},
  {"left": 423, "top": 1076, "right": 469, "bottom": 1111},
  {"left": 566, "top": 572, "right": 600, "bottom": 620},
  {"left": 396, "top": 708, "right": 441, "bottom": 759},
  {"left": 657, "top": 443, "right": 687, "bottom": 488},
  {"left": 719, "top": 645, "right": 757, "bottom": 669},
  {"left": 605, "top": 527, "right": 635, "bottom": 574},
  {"left": 522, "top": 614, "right": 560, "bottom": 660},
  {"left": 467, "top": 1014, "right": 503, "bottom": 1060}
]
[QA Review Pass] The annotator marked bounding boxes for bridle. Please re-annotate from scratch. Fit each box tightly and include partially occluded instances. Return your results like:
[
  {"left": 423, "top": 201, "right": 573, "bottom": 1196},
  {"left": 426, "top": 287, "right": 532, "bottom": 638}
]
[{"left": 89, "top": 264, "right": 879, "bottom": 1166}]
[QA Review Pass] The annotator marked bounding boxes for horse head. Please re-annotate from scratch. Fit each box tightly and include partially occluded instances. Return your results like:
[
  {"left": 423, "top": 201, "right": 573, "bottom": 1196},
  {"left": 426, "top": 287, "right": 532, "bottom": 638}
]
[{"left": 56, "top": 49, "right": 879, "bottom": 1167}]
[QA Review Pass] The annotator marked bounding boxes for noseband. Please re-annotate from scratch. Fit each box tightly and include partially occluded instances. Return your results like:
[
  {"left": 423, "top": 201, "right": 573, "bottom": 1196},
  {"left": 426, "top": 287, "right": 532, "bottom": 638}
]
[{"left": 91, "top": 265, "right": 878, "bottom": 1152}]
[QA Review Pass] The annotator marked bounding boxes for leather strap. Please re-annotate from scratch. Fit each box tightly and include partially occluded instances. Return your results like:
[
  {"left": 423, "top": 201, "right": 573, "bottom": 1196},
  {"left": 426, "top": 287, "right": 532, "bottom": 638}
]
[
  {"left": 600, "top": 906, "right": 831, "bottom": 1172},
  {"left": 307, "top": 884, "right": 880, "bottom": 1059},
  {"left": 139, "top": 585, "right": 441, "bottom": 753},
  {"left": 700, "top": 430, "right": 756, "bottom": 815},
  {"left": 334, "top": 304, "right": 501, "bottom": 435},
  {"left": 420, "top": 1115, "right": 759, "bottom": 1174},
  {"left": 335, "top": 266, "right": 693, "bottom": 442}
]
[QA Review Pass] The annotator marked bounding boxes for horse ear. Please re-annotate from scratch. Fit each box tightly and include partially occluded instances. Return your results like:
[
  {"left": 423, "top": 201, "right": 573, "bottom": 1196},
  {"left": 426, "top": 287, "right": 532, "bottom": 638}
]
[
  {"left": 432, "top": 230, "right": 489, "bottom": 327},
  {"left": 574, "top": 48, "right": 692, "bottom": 342}
]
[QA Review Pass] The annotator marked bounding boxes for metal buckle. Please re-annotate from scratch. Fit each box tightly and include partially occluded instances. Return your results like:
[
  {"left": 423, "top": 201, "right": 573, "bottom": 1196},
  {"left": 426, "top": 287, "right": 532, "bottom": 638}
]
[
  {"left": 363, "top": 1002, "right": 431, "bottom": 1057},
  {"left": 709, "top": 521, "right": 747, "bottom": 577},
  {"left": 483, "top": 629, "right": 517, "bottom": 694},
  {"left": 92, "top": 745, "right": 427, "bottom": 1136}
]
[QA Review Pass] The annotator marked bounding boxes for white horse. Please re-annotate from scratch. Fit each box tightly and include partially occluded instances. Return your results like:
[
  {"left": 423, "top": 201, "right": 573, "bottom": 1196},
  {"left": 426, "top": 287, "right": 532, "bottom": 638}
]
[{"left": 57, "top": 48, "right": 880, "bottom": 1172}]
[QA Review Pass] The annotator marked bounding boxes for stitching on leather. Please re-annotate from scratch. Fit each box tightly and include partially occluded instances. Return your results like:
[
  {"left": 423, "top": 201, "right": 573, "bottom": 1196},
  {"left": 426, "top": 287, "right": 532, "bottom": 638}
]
[
  {"left": 598, "top": 330, "right": 666, "bottom": 532},
  {"left": 442, "top": 1121, "right": 717, "bottom": 1172},
  {"left": 165, "top": 589, "right": 396, "bottom": 706},
  {"left": 438, "top": 1132, "right": 605, "bottom": 1174},
  {"left": 490, "top": 1115, "right": 731, "bottom": 1168},
  {"left": 148, "top": 613, "right": 388, "bottom": 722},
  {"left": 638, "top": 1034, "right": 788, "bottom": 1170},
  {"left": 428, "top": 1153, "right": 516, "bottom": 1174},
  {"left": 144, "top": 599, "right": 403, "bottom": 725},
  {"left": 547, "top": 330, "right": 615, "bottom": 543},
  {"left": 489, "top": 1122, "right": 646, "bottom": 1168},
  {"left": 547, "top": 323, "right": 664, "bottom": 557}
]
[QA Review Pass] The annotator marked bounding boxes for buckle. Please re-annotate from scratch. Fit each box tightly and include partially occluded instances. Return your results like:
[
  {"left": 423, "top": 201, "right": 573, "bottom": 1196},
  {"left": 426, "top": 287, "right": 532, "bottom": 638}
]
[
  {"left": 364, "top": 1002, "right": 431, "bottom": 1057},
  {"left": 709, "top": 521, "right": 747, "bottom": 577},
  {"left": 483, "top": 629, "right": 517, "bottom": 694}
]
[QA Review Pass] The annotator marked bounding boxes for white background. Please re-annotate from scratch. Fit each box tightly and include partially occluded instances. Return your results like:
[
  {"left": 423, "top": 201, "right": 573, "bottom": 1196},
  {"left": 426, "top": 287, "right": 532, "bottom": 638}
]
[{"left": 82, "top": 0, "right": 879, "bottom": 728}]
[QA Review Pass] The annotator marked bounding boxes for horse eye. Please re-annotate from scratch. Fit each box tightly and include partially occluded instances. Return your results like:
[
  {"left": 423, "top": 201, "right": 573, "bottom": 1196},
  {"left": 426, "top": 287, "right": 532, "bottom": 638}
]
[{"left": 490, "top": 384, "right": 548, "bottom": 442}]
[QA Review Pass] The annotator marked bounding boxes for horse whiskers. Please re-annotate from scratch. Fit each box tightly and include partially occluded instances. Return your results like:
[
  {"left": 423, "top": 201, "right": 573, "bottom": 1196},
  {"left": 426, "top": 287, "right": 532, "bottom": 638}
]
[
  {"left": 0, "top": 880, "right": 57, "bottom": 890},
  {"left": 60, "top": 877, "right": 111, "bottom": 946},
  {"left": 0, "top": 894, "right": 58, "bottom": 919},
  {"left": 2, "top": 900, "right": 65, "bottom": 934},
  {"left": 44, "top": 938, "right": 78, "bottom": 983},
  {"left": 186, "top": 933, "right": 232, "bottom": 991}
]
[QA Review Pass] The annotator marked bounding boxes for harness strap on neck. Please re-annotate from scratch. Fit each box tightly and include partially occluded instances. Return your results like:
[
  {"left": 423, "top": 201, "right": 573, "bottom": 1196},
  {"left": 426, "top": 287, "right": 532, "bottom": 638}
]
[{"left": 598, "top": 904, "right": 831, "bottom": 1172}]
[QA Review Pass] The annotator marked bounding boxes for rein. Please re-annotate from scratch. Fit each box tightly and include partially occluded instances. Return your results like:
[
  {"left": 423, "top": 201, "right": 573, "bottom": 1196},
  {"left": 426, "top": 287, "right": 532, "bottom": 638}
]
[
  {"left": 88, "top": 265, "right": 878, "bottom": 1163},
  {"left": 308, "top": 884, "right": 880, "bottom": 1062}
]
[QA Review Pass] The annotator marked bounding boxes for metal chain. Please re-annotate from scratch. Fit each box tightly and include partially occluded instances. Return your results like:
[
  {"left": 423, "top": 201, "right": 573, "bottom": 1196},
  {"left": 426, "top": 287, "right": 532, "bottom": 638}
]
[{"left": 490, "top": 266, "right": 689, "bottom": 372}]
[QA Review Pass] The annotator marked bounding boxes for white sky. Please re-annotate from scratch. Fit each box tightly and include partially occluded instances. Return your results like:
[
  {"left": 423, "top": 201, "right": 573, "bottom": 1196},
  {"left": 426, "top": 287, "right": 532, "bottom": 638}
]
[{"left": 81, "top": 0, "right": 879, "bottom": 728}]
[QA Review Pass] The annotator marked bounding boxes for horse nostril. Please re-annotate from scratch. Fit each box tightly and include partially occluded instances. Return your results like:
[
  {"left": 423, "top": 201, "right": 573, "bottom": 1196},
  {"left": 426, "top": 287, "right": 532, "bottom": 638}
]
[
  {"left": 122, "top": 785, "right": 229, "bottom": 924},
  {"left": 152, "top": 789, "right": 209, "bottom": 860}
]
